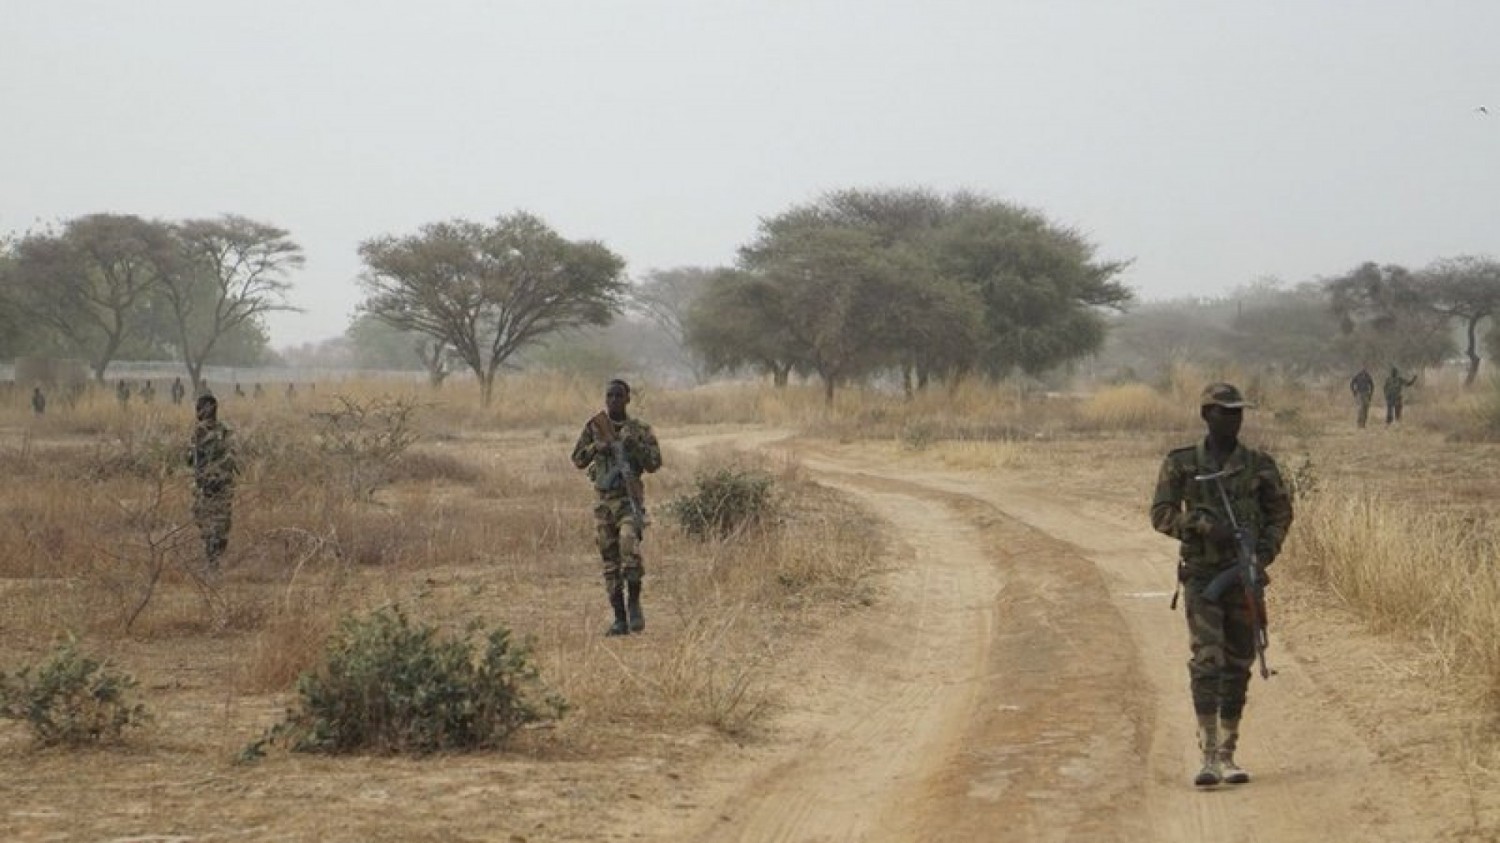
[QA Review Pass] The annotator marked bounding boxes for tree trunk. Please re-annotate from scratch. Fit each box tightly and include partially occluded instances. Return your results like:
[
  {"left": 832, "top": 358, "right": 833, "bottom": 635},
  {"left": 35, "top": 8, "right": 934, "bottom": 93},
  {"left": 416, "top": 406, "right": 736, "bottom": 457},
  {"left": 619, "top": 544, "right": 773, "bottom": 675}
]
[{"left": 1464, "top": 316, "right": 1481, "bottom": 387}]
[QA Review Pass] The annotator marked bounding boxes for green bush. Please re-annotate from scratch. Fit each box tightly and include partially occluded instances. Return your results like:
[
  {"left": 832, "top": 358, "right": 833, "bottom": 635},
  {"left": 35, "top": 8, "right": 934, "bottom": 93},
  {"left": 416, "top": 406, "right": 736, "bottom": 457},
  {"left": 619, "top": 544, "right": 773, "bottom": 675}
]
[
  {"left": 667, "top": 467, "right": 776, "bottom": 540},
  {"left": 0, "top": 640, "right": 151, "bottom": 746},
  {"left": 249, "top": 607, "right": 565, "bottom": 757}
]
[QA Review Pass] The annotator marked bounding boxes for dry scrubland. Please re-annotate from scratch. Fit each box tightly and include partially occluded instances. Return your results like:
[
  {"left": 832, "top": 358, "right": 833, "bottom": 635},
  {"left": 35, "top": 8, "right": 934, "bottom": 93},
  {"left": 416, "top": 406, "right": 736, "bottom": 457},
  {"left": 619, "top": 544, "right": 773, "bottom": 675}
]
[{"left": 1, "top": 366, "right": 1499, "bottom": 833}]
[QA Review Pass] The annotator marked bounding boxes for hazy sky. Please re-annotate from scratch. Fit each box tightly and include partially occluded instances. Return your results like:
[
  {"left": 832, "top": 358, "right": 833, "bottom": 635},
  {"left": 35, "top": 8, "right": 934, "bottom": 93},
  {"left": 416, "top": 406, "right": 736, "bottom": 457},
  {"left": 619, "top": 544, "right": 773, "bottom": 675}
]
[{"left": 4, "top": 1, "right": 1498, "bottom": 348}]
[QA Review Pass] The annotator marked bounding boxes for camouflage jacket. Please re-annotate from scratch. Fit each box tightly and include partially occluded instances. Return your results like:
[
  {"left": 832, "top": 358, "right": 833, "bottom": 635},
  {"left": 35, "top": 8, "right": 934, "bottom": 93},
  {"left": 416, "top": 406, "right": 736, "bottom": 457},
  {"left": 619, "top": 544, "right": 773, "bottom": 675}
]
[
  {"left": 1383, "top": 373, "right": 1416, "bottom": 401},
  {"left": 187, "top": 420, "right": 238, "bottom": 494},
  {"left": 570, "top": 414, "right": 662, "bottom": 495},
  {"left": 1150, "top": 439, "right": 1293, "bottom": 578}
]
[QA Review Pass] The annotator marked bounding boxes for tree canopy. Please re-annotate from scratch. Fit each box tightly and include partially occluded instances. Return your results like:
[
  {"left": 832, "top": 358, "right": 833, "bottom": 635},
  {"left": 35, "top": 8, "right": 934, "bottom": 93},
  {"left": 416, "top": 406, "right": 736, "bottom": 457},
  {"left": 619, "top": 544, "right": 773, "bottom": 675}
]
[
  {"left": 357, "top": 212, "right": 627, "bottom": 405},
  {"left": 688, "top": 188, "right": 1128, "bottom": 401}
]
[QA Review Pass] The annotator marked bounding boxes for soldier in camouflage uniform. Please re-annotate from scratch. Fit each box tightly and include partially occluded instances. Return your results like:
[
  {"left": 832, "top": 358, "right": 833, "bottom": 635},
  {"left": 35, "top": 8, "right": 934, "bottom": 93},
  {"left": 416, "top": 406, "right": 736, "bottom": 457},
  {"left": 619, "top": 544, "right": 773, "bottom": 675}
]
[
  {"left": 1349, "top": 367, "right": 1374, "bottom": 429},
  {"left": 1382, "top": 366, "right": 1417, "bottom": 425},
  {"left": 571, "top": 379, "right": 662, "bottom": 636},
  {"left": 186, "top": 393, "right": 239, "bottom": 571},
  {"left": 1151, "top": 383, "right": 1294, "bottom": 788}
]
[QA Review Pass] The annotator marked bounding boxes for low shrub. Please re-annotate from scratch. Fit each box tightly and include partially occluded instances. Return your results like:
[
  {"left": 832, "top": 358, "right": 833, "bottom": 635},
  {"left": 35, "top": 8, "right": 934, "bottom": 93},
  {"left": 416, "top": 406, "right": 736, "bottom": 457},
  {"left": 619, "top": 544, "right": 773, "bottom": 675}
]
[
  {"left": 0, "top": 639, "right": 152, "bottom": 746},
  {"left": 667, "top": 467, "right": 776, "bottom": 540},
  {"left": 246, "top": 606, "right": 566, "bottom": 757}
]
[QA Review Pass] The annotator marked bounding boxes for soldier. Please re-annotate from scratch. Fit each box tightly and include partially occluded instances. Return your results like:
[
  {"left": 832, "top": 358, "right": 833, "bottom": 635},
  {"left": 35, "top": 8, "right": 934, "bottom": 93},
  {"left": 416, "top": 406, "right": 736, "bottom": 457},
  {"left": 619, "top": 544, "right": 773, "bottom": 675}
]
[
  {"left": 170, "top": 376, "right": 186, "bottom": 406},
  {"left": 115, "top": 379, "right": 131, "bottom": 408},
  {"left": 1349, "top": 366, "right": 1374, "bottom": 429},
  {"left": 186, "top": 393, "right": 239, "bottom": 571},
  {"left": 571, "top": 379, "right": 662, "bottom": 636},
  {"left": 140, "top": 380, "right": 156, "bottom": 405},
  {"left": 1383, "top": 366, "right": 1418, "bottom": 425},
  {"left": 1151, "top": 383, "right": 1294, "bottom": 788},
  {"left": 31, "top": 386, "right": 45, "bottom": 416}
]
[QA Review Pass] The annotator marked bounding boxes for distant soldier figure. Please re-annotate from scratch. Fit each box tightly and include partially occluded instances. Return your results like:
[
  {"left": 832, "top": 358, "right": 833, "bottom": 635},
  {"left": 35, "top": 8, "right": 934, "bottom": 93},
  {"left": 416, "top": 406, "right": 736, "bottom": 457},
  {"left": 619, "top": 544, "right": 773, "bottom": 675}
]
[
  {"left": 1383, "top": 366, "right": 1418, "bottom": 425},
  {"left": 286, "top": 383, "right": 297, "bottom": 402},
  {"left": 253, "top": 382, "right": 264, "bottom": 399},
  {"left": 234, "top": 383, "right": 246, "bottom": 398},
  {"left": 1151, "top": 383, "right": 1294, "bottom": 788},
  {"left": 186, "top": 393, "right": 239, "bottom": 571},
  {"left": 1349, "top": 367, "right": 1375, "bottom": 429},
  {"left": 31, "top": 386, "right": 45, "bottom": 416},
  {"left": 170, "top": 376, "right": 186, "bottom": 406},
  {"left": 140, "top": 380, "right": 156, "bottom": 405},
  {"left": 571, "top": 379, "right": 662, "bottom": 636},
  {"left": 115, "top": 379, "right": 131, "bottom": 408}
]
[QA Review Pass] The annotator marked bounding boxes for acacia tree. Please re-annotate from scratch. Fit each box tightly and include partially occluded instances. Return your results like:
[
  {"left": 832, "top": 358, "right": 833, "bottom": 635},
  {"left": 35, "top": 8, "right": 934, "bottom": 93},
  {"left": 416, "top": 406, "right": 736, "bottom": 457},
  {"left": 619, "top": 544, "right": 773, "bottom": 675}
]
[
  {"left": 163, "top": 215, "right": 303, "bottom": 394},
  {"left": 1420, "top": 256, "right": 1500, "bottom": 386},
  {"left": 630, "top": 266, "right": 716, "bottom": 384},
  {"left": 683, "top": 268, "right": 803, "bottom": 387},
  {"left": 358, "top": 212, "right": 626, "bottom": 406},
  {"left": 1326, "top": 262, "right": 1453, "bottom": 370},
  {"left": 930, "top": 202, "right": 1131, "bottom": 377},
  {"left": 2, "top": 214, "right": 175, "bottom": 381}
]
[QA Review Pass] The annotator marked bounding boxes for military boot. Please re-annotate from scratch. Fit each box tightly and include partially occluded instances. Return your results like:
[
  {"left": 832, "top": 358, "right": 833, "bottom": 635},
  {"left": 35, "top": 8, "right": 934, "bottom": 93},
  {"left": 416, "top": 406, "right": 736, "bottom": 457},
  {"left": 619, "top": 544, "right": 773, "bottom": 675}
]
[
  {"left": 1193, "top": 713, "right": 1222, "bottom": 787},
  {"left": 606, "top": 587, "right": 629, "bottom": 637},
  {"left": 1217, "top": 718, "right": 1250, "bottom": 784},
  {"left": 626, "top": 580, "right": 645, "bottom": 633}
]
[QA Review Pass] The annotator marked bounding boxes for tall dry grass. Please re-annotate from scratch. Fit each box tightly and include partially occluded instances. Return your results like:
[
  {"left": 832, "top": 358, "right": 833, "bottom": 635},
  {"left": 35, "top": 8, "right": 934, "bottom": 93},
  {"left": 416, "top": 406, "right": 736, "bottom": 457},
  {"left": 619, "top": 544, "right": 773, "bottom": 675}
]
[{"left": 1285, "top": 488, "right": 1500, "bottom": 698}]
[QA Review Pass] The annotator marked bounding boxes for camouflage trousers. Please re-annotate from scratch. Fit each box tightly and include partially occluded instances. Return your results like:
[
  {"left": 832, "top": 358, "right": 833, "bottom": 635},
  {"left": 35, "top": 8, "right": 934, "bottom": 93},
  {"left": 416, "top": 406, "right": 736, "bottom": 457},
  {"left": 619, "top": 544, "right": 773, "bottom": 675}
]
[
  {"left": 1183, "top": 580, "right": 1256, "bottom": 721},
  {"left": 593, "top": 492, "right": 644, "bottom": 594},
  {"left": 1385, "top": 397, "right": 1403, "bottom": 424},
  {"left": 1355, "top": 395, "right": 1371, "bottom": 428},
  {"left": 193, "top": 490, "right": 233, "bottom": 568}
]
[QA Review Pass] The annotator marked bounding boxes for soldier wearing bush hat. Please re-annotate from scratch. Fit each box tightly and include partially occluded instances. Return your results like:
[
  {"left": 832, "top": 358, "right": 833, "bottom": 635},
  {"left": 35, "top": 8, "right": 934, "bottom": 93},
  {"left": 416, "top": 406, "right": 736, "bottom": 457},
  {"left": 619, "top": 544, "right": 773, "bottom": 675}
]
[{"left": 1151, "top": 382, "right": 1293, "bottom": 789}]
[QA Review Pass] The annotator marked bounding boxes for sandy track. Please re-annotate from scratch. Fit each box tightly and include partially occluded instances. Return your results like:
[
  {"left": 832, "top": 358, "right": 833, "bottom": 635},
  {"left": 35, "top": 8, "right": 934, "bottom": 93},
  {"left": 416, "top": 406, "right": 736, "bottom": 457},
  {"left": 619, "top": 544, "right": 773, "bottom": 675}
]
[{"left": 650, "top": 435, "right": 1464, "bottom": 842}]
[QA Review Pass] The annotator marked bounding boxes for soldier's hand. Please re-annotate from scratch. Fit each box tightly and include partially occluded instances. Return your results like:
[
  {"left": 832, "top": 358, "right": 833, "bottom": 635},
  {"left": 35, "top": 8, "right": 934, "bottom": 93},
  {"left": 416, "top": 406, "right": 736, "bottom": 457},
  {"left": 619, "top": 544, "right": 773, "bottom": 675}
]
[{"left": 1207, "top": 521, "right": 1235, "bottom": 545}]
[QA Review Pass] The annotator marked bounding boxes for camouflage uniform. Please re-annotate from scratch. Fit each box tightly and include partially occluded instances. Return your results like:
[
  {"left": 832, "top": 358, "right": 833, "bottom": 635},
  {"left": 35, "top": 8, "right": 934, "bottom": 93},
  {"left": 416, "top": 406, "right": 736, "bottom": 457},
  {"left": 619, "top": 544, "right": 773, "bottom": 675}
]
[
  {"left": 571, "top": 415, "right": 662, "bottom": 597},
  {"left": 1382, "top": 368, "right": 1416, "bottom": 425},
  {"left": 1153, "top": 384, "right": 1293, "bottom": 787},
  {"left": 188, "top": 416, "right": 238, "bottom": 569},
  {"left": 1349, "top": 369, "right": 1374, "bottom": 428},
  {"left": 1152, "top": 440, "right": 1292, "bottom": 721}
]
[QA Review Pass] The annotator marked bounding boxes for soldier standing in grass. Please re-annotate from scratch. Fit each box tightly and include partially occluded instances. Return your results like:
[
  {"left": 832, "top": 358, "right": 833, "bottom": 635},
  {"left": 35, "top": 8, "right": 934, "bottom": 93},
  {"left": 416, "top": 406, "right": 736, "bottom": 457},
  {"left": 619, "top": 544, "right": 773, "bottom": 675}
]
[
  {"left": 187, "top": 393, "right": 239, "bottom": 571},
  {"left": 31, "top": 386, "right": 45, "bottom": 416},
  {"left": 571, "top": 379, "right": 662, "bottom": 637},
  {"left": 1151, "top": 383, "right": 1294, "bottom": 788},
  {"left": 1383, "top": 366, "right": 1418, "bottom": 425},
  {"left": 1349, "top": 366, "right": 1374, "bottom": 429},
  {"left": 170, "top": 376, "right": 186, "bottom": 406}
]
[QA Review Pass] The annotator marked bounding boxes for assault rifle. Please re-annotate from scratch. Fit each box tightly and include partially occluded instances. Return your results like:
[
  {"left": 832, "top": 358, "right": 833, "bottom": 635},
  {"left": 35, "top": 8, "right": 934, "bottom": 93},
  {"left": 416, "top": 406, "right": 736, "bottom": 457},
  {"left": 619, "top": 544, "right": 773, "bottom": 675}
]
[
  {"left": 590, "top": 411, "right": 646, "bottom": 539},
  {"left": 1194, "top": 468, "right": 1274, "bottom": 679}
]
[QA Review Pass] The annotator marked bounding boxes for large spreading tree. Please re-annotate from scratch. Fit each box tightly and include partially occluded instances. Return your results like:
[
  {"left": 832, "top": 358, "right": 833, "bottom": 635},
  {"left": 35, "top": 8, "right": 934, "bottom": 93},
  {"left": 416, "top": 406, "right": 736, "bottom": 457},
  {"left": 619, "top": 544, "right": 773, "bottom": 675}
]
[
  {"left": 357, "top": 212, "right": 627, "bottom": 406},
  {"left": 1419, "top": 255, "right": 1500, "bottom": 386},
  {"left": 1, "top": 214, "right": 176, "bottom": 381},
  {"left": 703, "top": 188, "right": 1126, "bottom": 401},
  {"left": 164, "top": 215, "right": 303, "bottom": 394}
]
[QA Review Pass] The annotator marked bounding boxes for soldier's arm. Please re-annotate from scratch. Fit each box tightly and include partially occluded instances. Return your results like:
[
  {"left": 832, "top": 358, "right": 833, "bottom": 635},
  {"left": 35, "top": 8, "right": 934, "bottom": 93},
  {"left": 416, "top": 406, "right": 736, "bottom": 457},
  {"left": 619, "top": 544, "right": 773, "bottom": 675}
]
[
  {"left": 570, "top": 423, "right": 596, "bottom": 470},
  {"left": 1255, "top": 456, "right": 1294, "bottom": 564},
  {"left": 1150, "top": 457, "right": 1197, "bottom": 540}
]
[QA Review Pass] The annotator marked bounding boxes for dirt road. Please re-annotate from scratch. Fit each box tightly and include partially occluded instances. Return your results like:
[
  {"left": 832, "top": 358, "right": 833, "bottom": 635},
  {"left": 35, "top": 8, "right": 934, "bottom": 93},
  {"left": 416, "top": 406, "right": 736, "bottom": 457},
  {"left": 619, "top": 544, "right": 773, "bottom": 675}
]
[{"left": 644, "top": 435, "right": 1480, "bottom": 842}]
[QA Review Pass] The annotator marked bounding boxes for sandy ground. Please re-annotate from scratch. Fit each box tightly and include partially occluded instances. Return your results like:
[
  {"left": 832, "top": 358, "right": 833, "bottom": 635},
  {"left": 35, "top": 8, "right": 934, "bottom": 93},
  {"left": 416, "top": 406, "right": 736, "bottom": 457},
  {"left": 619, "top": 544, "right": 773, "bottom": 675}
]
[{"left": 2, "top": 427, "right": 1497, "bottom": 842}]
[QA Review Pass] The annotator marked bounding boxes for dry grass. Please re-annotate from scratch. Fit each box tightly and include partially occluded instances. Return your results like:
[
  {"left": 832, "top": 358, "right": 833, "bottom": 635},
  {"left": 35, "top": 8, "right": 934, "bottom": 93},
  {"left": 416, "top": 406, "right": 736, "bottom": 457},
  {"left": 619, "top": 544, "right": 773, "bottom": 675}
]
[
  {"left": 3, "top": 367, "right": 1500, "bottom": 754},
  {"left": 1286, "top": 489, "right": 1500, "bottom": 696}
]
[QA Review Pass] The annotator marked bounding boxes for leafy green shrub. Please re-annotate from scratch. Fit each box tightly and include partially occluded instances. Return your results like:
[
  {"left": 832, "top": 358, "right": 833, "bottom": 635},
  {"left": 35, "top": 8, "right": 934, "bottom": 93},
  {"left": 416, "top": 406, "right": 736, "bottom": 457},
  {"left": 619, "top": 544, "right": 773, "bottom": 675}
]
[
  {"left": 667, "top": 467, "right": 776, "bottom": 540},
  {"left": 248, "top": 607, "right": 565, "bottom": 757},
  {"left": 0, "top": 640, "right": 151, "bottom": 746}
]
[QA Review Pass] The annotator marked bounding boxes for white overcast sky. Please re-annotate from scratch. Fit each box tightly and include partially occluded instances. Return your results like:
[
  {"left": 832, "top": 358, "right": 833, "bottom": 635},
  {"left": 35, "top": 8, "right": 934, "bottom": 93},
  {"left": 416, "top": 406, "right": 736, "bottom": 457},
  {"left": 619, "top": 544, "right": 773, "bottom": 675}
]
[{"left": 3, "top": 1, "right": 1498, "bottom": 347}]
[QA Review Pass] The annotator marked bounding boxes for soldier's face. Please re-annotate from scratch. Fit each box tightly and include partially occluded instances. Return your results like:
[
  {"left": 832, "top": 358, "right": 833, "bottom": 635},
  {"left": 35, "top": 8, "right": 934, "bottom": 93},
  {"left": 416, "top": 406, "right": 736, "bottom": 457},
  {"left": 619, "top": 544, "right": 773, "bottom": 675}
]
[
  {"left": 605, "top": 387, "right": 629, "bottom": 417},
  {"left": 1203, "top": 405, "right": 1242, "bottom": 441}
]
